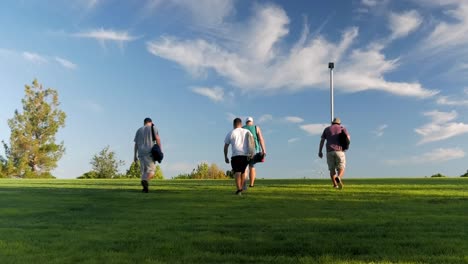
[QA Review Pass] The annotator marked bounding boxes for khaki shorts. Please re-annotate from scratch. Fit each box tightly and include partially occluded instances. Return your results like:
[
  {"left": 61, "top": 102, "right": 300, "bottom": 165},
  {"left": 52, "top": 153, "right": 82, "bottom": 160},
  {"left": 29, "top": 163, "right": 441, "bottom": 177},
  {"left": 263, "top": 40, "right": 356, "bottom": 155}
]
[
  {"left": 139, "top": 154, "right": 155, "bottom": 180},
  {"left": 326, "top": 151, "right": 346, "bottom": 171}
]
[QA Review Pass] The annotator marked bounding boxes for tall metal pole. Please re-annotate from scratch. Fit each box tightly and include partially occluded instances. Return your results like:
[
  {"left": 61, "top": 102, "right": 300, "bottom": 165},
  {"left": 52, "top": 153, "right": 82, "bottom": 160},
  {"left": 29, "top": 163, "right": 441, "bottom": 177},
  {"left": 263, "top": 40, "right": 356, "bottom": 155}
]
[{"left": 328, "top": 62, "right": 334, "bottom": 123}]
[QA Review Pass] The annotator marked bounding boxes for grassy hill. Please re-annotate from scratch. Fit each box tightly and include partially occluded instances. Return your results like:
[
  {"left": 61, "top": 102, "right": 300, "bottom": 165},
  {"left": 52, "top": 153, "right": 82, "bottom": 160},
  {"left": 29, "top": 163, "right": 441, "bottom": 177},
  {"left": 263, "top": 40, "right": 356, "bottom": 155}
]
[{"left": 0, "top": 178, "right": 466, "bottom": 264}]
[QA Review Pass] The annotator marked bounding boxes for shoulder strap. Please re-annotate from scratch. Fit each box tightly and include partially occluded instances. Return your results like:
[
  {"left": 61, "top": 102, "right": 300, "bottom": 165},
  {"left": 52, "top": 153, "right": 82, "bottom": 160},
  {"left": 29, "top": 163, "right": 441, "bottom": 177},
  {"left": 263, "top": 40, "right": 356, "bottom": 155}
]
[{"left": 151, "top": 124, "right": 156, "bottom": 142}]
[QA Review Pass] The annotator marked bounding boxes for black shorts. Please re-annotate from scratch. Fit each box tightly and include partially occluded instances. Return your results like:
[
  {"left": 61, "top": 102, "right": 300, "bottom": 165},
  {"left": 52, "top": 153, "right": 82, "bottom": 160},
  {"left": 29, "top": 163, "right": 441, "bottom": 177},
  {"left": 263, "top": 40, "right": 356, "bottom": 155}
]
[{"left": 231, "top": 156, "right": 249, "bottom": 173}]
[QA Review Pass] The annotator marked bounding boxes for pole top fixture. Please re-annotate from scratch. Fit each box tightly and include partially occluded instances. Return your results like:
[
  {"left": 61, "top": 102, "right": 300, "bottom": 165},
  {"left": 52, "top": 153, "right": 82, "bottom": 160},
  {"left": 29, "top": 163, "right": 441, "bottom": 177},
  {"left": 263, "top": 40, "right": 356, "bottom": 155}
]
[{"left": 328, "top": 62, "right": 334, "bottom": 69}]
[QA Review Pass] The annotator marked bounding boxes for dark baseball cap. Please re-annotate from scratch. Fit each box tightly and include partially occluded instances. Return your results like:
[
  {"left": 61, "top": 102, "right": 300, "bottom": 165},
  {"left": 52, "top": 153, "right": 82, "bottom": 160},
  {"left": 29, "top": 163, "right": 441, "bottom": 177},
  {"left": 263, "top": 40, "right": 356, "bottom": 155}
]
[{"left": 144, "top": 117, "right": 152, "bottom": 123}]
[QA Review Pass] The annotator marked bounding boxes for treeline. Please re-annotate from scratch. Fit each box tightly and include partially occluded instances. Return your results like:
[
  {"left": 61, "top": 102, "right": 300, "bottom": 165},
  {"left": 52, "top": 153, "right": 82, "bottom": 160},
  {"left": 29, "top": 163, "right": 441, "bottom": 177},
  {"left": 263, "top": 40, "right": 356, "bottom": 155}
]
[
  {"left": 430, "top": 171, "right": 468, "bottom": 178},
  {"left": 174, "top": 162, "right": 231, "bottom": 179},
  {"left": 77, "top": 146, "right": 164, "bottom": 179}
]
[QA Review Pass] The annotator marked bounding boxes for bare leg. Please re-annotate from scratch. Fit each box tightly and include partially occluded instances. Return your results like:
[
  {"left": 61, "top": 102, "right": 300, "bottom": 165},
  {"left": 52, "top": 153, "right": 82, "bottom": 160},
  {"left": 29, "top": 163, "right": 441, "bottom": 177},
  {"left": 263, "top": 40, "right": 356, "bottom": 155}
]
[
  {"left": 337, "top": 169, "right": 345, "bottom": 179},
  {"left": 249, "top": 167, "right": 256, "bottom": 186},
  {"left": 329, "top": 170, "right": 337, "bottom": 186},
  {"left": 241, "top": 172, "right": 246, "bottom": 188},
  {"left": 235, "top": 172, "right": 243, "bottom": 191}
]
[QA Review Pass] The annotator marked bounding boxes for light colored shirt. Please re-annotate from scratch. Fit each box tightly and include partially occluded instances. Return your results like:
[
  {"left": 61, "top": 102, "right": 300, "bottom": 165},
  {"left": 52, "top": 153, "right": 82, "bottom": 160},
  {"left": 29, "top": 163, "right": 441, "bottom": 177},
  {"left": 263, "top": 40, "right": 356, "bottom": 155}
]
[
  {"left": 224, "top": 128, "right": 253, "bottom": 157},
  {"left": 134, "top": 125, "right": 158, "bottom": 157}
]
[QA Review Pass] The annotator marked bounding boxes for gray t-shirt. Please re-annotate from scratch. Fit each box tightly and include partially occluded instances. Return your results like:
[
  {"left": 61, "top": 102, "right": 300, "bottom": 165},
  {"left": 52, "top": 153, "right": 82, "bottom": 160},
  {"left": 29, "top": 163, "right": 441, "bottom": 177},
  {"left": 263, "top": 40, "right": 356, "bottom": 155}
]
[{"left": 134, "top": 125, "right": 158, "bottom": 157}]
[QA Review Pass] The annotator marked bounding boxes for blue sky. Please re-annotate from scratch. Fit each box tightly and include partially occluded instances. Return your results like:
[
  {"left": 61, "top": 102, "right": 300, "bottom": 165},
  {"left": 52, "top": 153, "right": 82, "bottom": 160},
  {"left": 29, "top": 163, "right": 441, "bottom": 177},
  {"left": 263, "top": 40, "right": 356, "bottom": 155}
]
[{"left": 1, "top": 0, "right": 468, "bottom": 179}]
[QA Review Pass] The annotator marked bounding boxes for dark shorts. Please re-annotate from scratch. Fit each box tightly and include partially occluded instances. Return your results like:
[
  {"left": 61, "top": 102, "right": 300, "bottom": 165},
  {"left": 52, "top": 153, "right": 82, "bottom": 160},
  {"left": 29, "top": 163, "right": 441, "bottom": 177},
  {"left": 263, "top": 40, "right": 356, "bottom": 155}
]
[{"left": 231, "top": 156, "right": 249, "bottom": 173}]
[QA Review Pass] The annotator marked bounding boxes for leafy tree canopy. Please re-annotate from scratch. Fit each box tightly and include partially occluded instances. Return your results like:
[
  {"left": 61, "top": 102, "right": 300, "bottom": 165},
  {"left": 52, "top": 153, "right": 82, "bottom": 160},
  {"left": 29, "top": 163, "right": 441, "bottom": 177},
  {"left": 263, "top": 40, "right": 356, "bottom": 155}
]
[{"left": 1, "top": 79, "right": 66, "bottom": 178}]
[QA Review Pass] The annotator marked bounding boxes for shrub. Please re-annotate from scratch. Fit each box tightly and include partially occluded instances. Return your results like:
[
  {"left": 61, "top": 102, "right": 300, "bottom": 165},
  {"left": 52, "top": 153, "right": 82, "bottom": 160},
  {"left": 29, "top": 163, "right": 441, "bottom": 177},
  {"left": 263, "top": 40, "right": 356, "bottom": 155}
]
[
  {"left": 174, "top": 162, "right": 228, "bottom": 179},
  {"left": 430, "top": 173, "right": 447, "bottom": 178},
  {"left": 77, "top": 171, "right": 98, "bottom": 179},
  {"left": 460, "top": 170, "right": 468, "bottom": 177}
]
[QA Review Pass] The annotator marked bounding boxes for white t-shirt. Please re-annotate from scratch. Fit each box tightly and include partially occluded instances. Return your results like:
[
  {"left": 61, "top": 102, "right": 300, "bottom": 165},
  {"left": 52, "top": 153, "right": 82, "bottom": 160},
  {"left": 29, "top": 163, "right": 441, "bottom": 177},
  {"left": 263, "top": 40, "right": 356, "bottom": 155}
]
[{"left": 224, "top": 128, "right": 252, "bottom": 157}]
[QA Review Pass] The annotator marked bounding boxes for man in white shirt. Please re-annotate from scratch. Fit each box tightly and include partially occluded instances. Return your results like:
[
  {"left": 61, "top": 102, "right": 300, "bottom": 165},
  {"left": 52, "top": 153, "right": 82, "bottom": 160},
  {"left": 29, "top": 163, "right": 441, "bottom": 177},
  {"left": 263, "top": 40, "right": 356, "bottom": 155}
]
[
  {"left": 134, "top": 117, "right": 163, "bottom": 193},
  {"left": 224, "top": 118, "right": 253, "bottom": 195}
]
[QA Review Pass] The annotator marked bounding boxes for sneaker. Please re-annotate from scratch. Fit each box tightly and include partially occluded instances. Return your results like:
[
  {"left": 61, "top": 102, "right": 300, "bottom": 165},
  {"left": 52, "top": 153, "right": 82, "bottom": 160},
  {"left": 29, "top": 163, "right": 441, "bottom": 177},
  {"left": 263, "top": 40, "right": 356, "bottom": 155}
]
[
  {"left": 333, "top": 185, "right": 340, "bottom": 189},
  {"left": 235, "top": 190, "right": 243, "bottom": 196},
  {"left": 335, "top": 177, "right": 343, "bottom": 189}
]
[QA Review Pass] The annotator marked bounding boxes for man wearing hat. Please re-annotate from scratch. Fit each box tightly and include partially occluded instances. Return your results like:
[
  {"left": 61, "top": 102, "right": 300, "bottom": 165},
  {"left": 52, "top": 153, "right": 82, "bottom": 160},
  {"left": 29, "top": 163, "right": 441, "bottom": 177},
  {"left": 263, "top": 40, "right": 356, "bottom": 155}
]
[
  {"left": 243, "top": 116, "right": 267, "bottom": 187},
  {"left": 134, "top": 117, "right": 163, "bottom": 193},
  {"left": 318, "top": 117, "right": 350, "bottom": 189}
]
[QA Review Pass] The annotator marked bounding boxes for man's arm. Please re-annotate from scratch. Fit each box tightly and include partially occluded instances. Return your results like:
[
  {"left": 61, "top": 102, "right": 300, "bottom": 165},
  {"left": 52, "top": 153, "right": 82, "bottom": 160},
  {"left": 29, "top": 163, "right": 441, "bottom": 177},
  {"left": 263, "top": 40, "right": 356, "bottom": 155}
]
[
  {"left": 318, "top": 138, "right": 325, "bottom": 158},
  {"left": 134, "top": 143, "right": 138, "bottom": 162},
  {"left": 256, "top": 126, "right": 266, "bottom": 155},
  {"left": 224, "top": 144, "right": 229, "bottom": 163}
]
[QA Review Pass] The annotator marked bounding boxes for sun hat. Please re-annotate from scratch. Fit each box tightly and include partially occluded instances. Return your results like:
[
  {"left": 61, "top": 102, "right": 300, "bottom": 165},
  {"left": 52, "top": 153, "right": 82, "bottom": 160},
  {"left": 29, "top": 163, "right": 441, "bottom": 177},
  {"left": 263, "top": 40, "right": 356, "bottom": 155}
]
[{"left": 332, "top": 117, "right": 341, "bottom": 124}]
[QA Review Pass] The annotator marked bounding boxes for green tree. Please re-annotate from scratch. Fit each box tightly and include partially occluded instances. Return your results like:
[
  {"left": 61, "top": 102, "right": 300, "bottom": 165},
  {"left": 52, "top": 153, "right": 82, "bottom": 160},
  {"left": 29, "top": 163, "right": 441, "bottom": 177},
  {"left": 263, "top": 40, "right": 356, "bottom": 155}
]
[
  {"left": 77, "top": 171, "right": 98, "bottom": 179},
  {"left": 90, "top": 146, "right": 124, "bottom": 178},
  {"left": 430, "top": 173, "right": 446, "bottom": 178},
  {"left": 460, "top": 170, "right": 468, "bottom": 177},
  {"left": 123, "top": 161, "right": 164, "bottom": 179},
  {"left": 154, "top": 165, "right": 164, "bottom": 180},
  {"left": 125, "top": 161, "right": 141, "bottom": 178},
  {"left": 174, "top": 162, "right": 228, "bottom": 179},
  {"left": 1, "top": 79, "right": 66, "bottom": 178}
]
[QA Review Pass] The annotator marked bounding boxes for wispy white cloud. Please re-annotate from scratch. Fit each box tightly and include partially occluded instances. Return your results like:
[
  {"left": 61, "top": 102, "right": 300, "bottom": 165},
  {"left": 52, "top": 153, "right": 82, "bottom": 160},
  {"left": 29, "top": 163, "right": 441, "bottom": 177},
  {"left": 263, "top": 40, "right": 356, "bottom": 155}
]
[
  {"left": 142, "top": 0, "right": 234, "bottom": 28},
  {"left": 373, "top": 124, "right": 388, "bottom": 137},
  {"left": 22, "top": 52, "right": 48, "bottom": 64},
  {"left": 55, "top": 57, "right": 77, "bottom": 70},
  {"left": 147, "top": 4, "right": 437, "bottom": 98},
  {"left": 288, "top": 137, "right": 300, "bottom": 144},
  {"left": 73, "top": 29, "right": 139, "bottom": 46},
  {"left": 300, "top": 123, "right": 328, "bottom": 135},
  {"left": 284, "top": 116, "right": 304, "bottom": 123},
  {"left": 171, "top": 0, "right": 234, "bottom": 28},
  {"left": 336, "top": 45, "right": 438, "bottom": 98},
  {"left": 386, "top": 147, "right": 465, "bottom": 165},
  {"left": 191, "top": 86, "right": 224, "bottom": 102},
  {"left": 362, "top": 0, "right": 378, "bottom": 7},
  {"left": 258, "top": 114, "right": 273, "bottom": 123},
  {"left": 423, "top": 1, "right": 468, "bottom": 53},
  {"left": 225, "top": 112, "right": 237, "bottom": 122},
  {"left": 388, "top": 10, "right": 422, "bottom": 40},
  {"left": 436, "top": 96, "right": 468, "bottom": 106},
  {"left": 415, "top": 110, "right": 468, "bottom": 144},
  {"left": 85, "top": 0, "right": 99, "bottom": 9}
]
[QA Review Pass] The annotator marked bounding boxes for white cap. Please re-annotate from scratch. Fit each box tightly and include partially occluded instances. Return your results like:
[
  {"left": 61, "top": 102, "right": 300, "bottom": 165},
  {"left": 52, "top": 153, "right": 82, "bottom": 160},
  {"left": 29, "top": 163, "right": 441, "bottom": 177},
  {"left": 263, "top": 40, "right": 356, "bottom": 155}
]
[{"left": 246, "top": 117, "right": 253, "bottom": 123}]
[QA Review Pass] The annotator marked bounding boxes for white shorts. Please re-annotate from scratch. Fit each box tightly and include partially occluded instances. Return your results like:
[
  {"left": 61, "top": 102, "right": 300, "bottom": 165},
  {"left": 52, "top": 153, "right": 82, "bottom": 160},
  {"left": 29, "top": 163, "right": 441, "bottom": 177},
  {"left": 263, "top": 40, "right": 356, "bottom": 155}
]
[
  {"left": 326, "top": 151, "right": 346, "bottom": 171},
  {"left": 139, "top": 154, "right": 155, "bottom": 180}
]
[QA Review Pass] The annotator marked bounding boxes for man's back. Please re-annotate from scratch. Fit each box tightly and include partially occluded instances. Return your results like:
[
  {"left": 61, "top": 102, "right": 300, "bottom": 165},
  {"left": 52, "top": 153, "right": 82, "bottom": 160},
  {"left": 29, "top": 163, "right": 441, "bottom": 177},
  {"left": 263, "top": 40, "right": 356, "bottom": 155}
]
[
  {"left": 134, "top": 125, "right": 158, "bottom": 156},
  {"left": 322, "top": 124, "right": 349, "bottom": 152},
  {"left": 225, "top": 127, "right": 252, "bottom": 157}
]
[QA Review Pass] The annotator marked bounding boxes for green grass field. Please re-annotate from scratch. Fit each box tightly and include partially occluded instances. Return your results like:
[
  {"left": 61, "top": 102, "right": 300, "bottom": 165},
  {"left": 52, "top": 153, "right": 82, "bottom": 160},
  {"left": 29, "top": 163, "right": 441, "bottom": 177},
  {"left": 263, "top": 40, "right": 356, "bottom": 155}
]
[{"left": 0, "top": 178, "right": 466, "bottom": 264}]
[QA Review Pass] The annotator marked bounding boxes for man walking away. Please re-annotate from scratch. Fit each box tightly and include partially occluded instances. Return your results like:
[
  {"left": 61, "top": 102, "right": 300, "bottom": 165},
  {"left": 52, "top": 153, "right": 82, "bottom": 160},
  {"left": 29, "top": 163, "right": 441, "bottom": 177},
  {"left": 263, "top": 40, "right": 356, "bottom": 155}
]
[
  {"left": 318, "top": 117, "right": 350, "bottom": 189},
  {"left": 224, "top": 118, "right": 253, "bottom": 196},
  {"left": 134, "top": 117, "right": 163, "bottom": 193},
  {"left": 243, "top": 117, "right": 267, "bottom": 187}
]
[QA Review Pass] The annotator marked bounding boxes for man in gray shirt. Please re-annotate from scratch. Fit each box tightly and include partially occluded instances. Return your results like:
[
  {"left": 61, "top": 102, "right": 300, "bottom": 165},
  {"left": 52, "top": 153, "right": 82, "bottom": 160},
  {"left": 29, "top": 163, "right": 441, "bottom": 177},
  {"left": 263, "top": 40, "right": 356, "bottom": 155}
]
[
  {"left": 318, "top": 117, "right": 350, "bottom": 189},
  {"left": 134, "top": 117, "right": 163, "bottom": 193}
]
